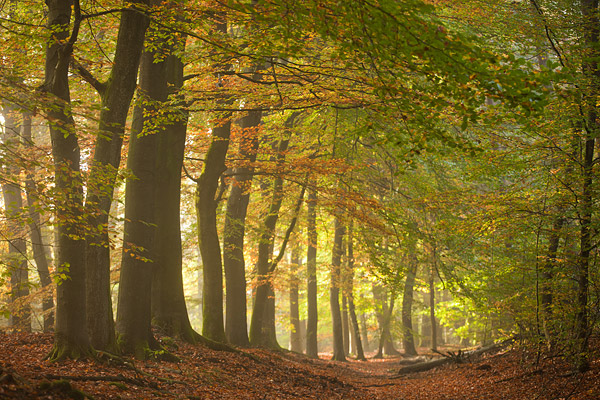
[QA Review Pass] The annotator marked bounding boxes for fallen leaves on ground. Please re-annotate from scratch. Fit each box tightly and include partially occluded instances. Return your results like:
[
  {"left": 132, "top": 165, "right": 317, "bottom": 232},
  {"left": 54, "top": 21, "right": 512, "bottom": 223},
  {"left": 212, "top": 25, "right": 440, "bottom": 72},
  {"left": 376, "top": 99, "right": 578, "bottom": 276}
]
[{"left": 0, "top": 332, "right": 598, "bottom": 399}]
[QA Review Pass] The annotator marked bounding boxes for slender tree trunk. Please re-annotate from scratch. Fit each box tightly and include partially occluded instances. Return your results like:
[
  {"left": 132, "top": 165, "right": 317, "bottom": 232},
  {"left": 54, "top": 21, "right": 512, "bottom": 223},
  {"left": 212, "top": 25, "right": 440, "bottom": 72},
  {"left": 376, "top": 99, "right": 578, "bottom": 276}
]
[
  {"left": 44, "top": 0, "right": 93, "bottom": 361},
  {"left": 223, "top": 111, "right": 261, "bottom": 346},
  {"left": 305, "top": 188, "right": 319, "bottom": 357},
  {"left": 196, "top": 112, "right": 231, "bottom": 343},
  {"left": 22, "top": 113, "right": 54, "bottom": 332},
  {"left": 541, "top": 215, "right": 564, "bottom": 347},
  {"left": 1, "top": 105, "right": 30, "bottom": 332},
  {"left": 84, "top": 0, "right": 149, "bottom": 352},
  {"left": 429, "top": 244, "right": 437, "bottom": 352},
  {"left": 249, "top": 139, "right": 289, "bottom": 348},
  {"left": 346, "top": 223, "right": 365, "bottom": 361},
  {"left": 342, "top": 294, "right": 350, "bottom": 355},
  {"left": 360, "top": 313, "right": 370, "bottom": 353},
  {"left": 289, "top": 243, "right": 302, "bottom": 352},
  {"left": 196, "top": 18, "right": 231, "bottom": 344},
  {"left": 250, "top": 114, "right": 300, "bottom": 348},
  {"left": 116, "top": 32, "right": 167, "bottom": 358},
  {"left": 330, "top": 215, "right": 346, "bottom": 361},
  {"left": 374, "top": 285, "right": 399, "bottom": 358},
  {"left": 402, "top": 256, "right": 418, "bottom": 356}
]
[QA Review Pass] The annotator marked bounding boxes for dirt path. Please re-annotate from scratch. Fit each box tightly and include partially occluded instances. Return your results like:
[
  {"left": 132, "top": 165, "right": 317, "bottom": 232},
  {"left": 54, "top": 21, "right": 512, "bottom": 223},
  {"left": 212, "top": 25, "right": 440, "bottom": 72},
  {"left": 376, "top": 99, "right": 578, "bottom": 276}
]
[{"left": 0, "top": 333, "right": 599, "bottom": 399}]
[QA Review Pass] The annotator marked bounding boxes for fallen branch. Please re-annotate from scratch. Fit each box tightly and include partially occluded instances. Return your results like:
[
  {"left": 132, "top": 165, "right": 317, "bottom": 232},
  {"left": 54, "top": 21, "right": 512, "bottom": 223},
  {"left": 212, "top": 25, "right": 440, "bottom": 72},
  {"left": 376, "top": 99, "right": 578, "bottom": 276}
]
[{"left": 398, "top": 340, "right": 512, "bottom": 375}]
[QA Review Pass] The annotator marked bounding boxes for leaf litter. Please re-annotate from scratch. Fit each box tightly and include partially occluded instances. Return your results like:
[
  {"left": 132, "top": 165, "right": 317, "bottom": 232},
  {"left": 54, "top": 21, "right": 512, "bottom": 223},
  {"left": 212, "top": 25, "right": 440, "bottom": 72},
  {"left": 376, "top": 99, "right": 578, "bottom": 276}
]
[{"left": 0, "top": 332, "right": 598, "bottom": 399}]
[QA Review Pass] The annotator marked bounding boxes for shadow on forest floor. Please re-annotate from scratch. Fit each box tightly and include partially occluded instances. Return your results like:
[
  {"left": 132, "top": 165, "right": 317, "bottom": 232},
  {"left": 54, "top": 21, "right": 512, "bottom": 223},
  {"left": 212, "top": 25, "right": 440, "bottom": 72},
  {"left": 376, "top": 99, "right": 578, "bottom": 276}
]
[{"left": 0, "top": 332, "right": 599, "bottom": 399}]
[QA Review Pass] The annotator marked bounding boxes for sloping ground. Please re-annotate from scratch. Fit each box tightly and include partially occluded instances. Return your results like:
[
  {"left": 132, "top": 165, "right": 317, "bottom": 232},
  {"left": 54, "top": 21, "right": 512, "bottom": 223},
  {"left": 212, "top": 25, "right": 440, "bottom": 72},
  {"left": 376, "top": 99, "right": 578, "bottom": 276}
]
[{"left": 0, "top": 332, "right": 599, "bottom": 399}]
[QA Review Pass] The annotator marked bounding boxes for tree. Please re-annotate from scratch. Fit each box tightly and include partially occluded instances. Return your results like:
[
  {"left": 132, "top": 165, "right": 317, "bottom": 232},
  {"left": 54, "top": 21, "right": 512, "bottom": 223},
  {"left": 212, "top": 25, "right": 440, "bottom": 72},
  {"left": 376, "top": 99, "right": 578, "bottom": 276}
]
[
  {"left": 116, "top": 16, "right": 169, "bottom": 357},
  {"left": 288, "top": 239, "right": 303, "bottom": 353},
  {"left": 151, "top": 32, "right": 199, "bottom": 342},
  {"left": 305, "top": 188, "right": 319, "bottom": 357},
  {"left": 43, "top": 0, "right": 94, "bottom": 361},
  {"left": 401, "top": 255, "right": 418, "bottom": 356},
  {"left": 223, "top": 111, "right": 261, "bottom": 346},
  {"left": 345, "top": 222, "right": 366, "bottom": 360},
  {"left": 82, "top": 0, "right": 149, "bottom": 353},
  {"left": 329, "top": 214, "right": 346, "bottom": 361},
  {"left": 1, "top": 105, "right": 30, "bottom": 332},
  {"left": 22, "top": 113, "right": 54, "bottom": 332}
]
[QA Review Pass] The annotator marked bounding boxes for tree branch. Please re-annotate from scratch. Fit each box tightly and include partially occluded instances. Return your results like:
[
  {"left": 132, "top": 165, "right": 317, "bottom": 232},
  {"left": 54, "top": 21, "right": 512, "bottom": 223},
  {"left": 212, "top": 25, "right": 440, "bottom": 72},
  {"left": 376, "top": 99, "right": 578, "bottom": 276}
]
[{"left": 70, "top": 57, "right": 107, "bottom": 95}]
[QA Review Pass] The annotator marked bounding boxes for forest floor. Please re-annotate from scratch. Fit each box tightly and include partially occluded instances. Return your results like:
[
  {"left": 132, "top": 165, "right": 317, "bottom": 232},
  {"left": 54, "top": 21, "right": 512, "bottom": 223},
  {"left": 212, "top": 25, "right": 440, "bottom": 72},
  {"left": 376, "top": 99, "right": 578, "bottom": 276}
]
[{"left": 0, "top": 332, "right": 599, "bottom": 399}]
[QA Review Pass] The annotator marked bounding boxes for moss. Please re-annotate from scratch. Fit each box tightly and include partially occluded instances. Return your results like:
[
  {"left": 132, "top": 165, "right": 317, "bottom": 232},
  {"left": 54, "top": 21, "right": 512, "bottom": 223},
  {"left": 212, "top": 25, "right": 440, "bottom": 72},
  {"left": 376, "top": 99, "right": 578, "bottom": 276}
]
[
  {"left": 37, "top": 379, "right": 94, "bottom": 400},
  {"left": 109, "top": 382, "right": 128, "bottom": 390},
  {"left": 46, "top": 335, "right": 95, "bottom": 362}
]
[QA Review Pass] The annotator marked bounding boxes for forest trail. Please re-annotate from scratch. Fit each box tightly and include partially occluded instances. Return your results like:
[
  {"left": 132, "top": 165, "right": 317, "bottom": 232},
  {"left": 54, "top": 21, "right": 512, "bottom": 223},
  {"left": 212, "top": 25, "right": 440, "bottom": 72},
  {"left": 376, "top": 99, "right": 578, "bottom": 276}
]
[{"left": 0, "top": 332, "right": 598, "bottom": 399}]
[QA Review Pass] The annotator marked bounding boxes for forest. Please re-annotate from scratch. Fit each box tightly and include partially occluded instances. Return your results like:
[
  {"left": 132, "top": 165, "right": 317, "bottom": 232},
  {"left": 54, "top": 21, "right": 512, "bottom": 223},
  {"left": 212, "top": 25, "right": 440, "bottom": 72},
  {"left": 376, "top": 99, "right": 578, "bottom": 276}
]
[{"left": 1, "top": 0, "right": 600, "bottom": 399}]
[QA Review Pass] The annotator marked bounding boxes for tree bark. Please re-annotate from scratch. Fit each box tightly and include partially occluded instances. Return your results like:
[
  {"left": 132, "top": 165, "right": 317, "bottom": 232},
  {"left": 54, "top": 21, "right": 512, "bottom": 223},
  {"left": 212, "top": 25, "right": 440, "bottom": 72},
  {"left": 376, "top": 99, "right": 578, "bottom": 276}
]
[
  {"left": 330, "top": 215, "right": 346, "bottom": 361},
  {"left": 540, "top": 215, "right": 564, "bottom": 347},
  {"left": 249, "top": 138, "right": 289, "bottom": 348},
  {"left": 223, "top": 111, "right": 262, "bottom": 346},
  {"left": 151, "top": 33, "right": 200, "bottom": 342},
  {"left": 196, "top": 109, "right": 231, "bottom": 344},
  {"left": 402, "top": 256, "right": 418, "bottom": 356},
  {"left": 289, "top": 242, "right": 302, "bottom": 353},
  {"left": 429, "top": 244, "right": 437, "bottom": 352},
  {"left": 374, "top": 284, "right": 399, "bottom": 358},
  {"left": 346, "top": 223, "right": 365, "bottom": 361},
  {"left": 22, "top": 112, "right": 54, "bottom": 332},
  {"left": 196, "top": 17, "right": 231, "bottom": 344},
  {"left": 1, "top": 105, "right": 30, "bottom": 332},
  {"left": 85, "top": 0, "right": 149, "bottom": 353},
  {"left": 305, "top": 188, "right": 319, "bottom": 357},
  {"left": 116, "top": 32, "right": 167, "bottom": 358},
  {"left": 575, "top": 0, "right": 599, "bottom": 372},
  {"left": 44, "top": 0, "right": 93, "bottom": 361}
]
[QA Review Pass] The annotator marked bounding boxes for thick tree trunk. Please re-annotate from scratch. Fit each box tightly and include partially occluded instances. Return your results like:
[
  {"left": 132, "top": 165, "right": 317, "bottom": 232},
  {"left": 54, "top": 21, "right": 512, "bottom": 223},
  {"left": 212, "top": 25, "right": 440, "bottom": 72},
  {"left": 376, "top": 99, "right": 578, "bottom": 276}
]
[
  {"left": 85, "top": 0, "right": 149, "bottom": 353},
  {"left": 22, "top": 113, "right": 54, "bottom": 332},
  {"left": 1, "top": 105, "right": 30, "bottom": 332},
  {"left": 305, "top": 188, "right": 319, "bottom": 357},
  {"left": 575, "top": 0, "right": 599, "bottom": 372},
  {"left": 116, "top": 38, "right": 167, "bottom": 359},
  {"left": 223, "top": 111, "right": 261, "bottom": 346},
  {"left": 44, "top": 0, "right": 93, "bottom": 361},
  {"left": 151, "top": 36, "right": 200, "bottom": 342},
  {"left": 402, "top": 257, "right": 418, "bottom": 356},
  {"left": 330, "top": 215, "right": 346, "bottom": 361}
]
